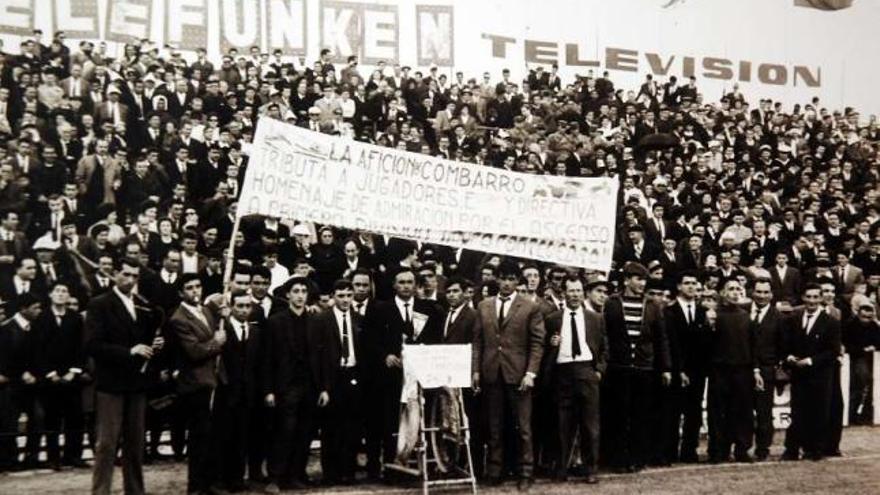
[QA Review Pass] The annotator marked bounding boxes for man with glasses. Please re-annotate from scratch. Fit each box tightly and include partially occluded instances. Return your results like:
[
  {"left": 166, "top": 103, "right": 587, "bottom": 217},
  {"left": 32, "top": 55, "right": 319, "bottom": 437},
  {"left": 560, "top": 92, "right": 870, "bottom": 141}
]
[{"left": 472, "top": 260, "right": 546, "bottom": 491}]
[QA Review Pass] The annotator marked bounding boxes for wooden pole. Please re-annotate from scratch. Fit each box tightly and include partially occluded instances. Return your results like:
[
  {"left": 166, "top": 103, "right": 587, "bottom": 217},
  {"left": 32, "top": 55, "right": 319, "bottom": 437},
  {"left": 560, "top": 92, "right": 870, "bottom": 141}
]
[{"left": 210, "top": 213, "right": 243, "bottom": 411}]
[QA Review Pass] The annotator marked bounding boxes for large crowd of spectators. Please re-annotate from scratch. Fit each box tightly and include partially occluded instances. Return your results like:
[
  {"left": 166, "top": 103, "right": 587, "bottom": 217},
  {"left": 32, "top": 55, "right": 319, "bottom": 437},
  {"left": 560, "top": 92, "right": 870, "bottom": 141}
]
[{"left": 0, "top": 29, "right": 879, "bottom": 494}]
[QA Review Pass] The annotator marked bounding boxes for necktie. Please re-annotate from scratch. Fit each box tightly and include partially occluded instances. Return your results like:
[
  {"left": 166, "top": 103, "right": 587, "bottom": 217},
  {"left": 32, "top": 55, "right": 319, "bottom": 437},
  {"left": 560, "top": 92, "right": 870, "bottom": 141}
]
[
  {"left": 635, "top": 244, "right": 642, "bottom": 258},
  {"left": 241, "top": 322, "right": 248, "bottom": 342},
  {"left": 498, "top": 297, "right": 509, "bottom": 323},
  {"left": 752, "top": 307, "right": 759, "bottom": 324},
  {"left": 803, "top": 312, "right": 815, "bottom": 334},
  {"left": 341, "top": 312, "right": 350, "bottom": 365},
  {"left": 356, "top": 302, "right": 364, "bottom": 316},
  {"left": 570, "top": 311, "right": 582, "bottom": 358},
  {"left": 445, "top": 309, "right": 456, "bottom": 339},
  {"left": 403, "top": 302, "right": 411, "bottom": 324}
]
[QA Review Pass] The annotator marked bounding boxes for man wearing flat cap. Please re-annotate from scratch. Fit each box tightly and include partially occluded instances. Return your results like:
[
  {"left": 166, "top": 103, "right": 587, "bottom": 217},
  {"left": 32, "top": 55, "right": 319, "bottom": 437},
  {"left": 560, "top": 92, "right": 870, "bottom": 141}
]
[{"left": 601, "top": 261, "right": 670, "bottom": 472}]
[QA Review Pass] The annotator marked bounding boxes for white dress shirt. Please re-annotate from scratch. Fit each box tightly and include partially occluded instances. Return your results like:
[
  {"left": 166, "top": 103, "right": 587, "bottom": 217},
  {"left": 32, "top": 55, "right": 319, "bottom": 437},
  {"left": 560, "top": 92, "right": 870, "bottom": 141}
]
[
  {"left": 230, "top": 318, "right": 249, "bottom": 341},
  {"left": 333, "top": 307, "right": 356, "bottom": 367},
  {"left": 113, "top": 286, "right": 137, "bottom": 321},
  {"left": 678, "top": 297, "right": 697, "bottom": 325},
  {"left": 751, "top": 303, "right": 769, "bottom": 325},
  {"left": 557, "top": 306, "right": 594, "bottom": 364},
  {"left": 495, "top": 292, "right": 517, "bottom": 321},
  {"left": 395, "top": 296, "right": 414, "bottom": 322}
]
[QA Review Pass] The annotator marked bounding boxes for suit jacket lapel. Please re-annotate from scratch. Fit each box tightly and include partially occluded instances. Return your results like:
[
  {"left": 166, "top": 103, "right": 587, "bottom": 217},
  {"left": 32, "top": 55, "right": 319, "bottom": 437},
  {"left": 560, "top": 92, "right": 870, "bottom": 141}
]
[
  {"left": 182, "top": 306, "right": 211, "bottom": 338},
  {"left": 502, "top": 297, "right": 523, "bottom": 330}
]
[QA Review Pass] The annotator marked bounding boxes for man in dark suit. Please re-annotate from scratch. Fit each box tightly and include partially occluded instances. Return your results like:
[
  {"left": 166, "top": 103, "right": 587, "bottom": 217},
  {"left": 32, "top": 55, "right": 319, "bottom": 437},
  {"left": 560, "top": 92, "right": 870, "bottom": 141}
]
[
  {"left": 644, "top": 203, "right": 670, "bottom": 246},
  {"left": 36, "top": 282, "right": 87, "bottom": 469},
  {"left": 169, "top": 274, "right": 225, "bottom": 494},
  {"left": 747, "top": 277, "right": 783, "bottom": 461},
  {"left": 263, "top": 277, "right": 319, "bottom": 492},
  {"left": 619, "top": 225, "right": 660, "bottom": 265},
  {"left": 769, "top": 251, "right": 802, "bottom": 306},
  {"left": 213, "top": 291, "right": 264, "bottom": 492},
  {"left": 362, "top": 268, "right": 443, "bottom": 476},
  {"left": 708, "top": 277, "right": 757, "bottom": 463},
  {"left": 542, "top": 276, "right": 607, "bottom": 484},
  {"left": 310, "top": 279, "right": 363, "bottom": 484},
  {"left": 3, "top": 293, "right": 44, "bottom": 469},
  {"left": 440, "top": 277, "right": 484, "bottom": 477},
  {"left": 472, "top": 260, "right": 545, "bottom": 491},
  {"left": 86, "top": 258, "right": 164, "bottom": 495},
  {"left": 781, "top": 283, "right": 842, "bottom": 461},
  {"left": 661, "top": 271, "right": 710, "bottom": 464}
]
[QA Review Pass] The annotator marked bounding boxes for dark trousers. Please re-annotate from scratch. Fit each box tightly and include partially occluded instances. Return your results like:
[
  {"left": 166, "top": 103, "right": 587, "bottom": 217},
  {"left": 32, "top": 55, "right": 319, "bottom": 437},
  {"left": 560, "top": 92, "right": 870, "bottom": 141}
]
[
  {"left": 826, "top": 362, "right": 844, "bottom": 454},
  {"left": 462, "top": 389, "right": 485, "bottom": 479},
  {"left": 708, "top": 365, "right": 754, "bottom": 459},
  {"left": 601, "top": 367, "right": 652, "bottom": 468},
  {"left": 849, "top": 354, "right": 874, "bottom": 423},
  {"left": 753, "top": 368, "right": 775, "bottom": 457},
  {"left": 213, "top": 393, "right": 264, "bottom": 487},
  {"left": 44, "top": 385, "right": 85, "bottom": 465},
  {"left": 656, "top": 374, "right": 685, "bottom": 464},
  {"left": 92, "top": 391, "right": 146, "bottom": 495},
  {"left": 268, "top": 385, "right": 314, "bottom": 485},
  {"left": 0, "top": 387, "right": 16, "bottom": 471},
  {"left": 11, "top": 387, "right": 45, "bottom": 465},
  {"left": 532, "top": 382, "right": 559, "bottom": 474},
  {"left": 179, "top": 389, "right": 214, "bottom": 493},
  {"left": 786, "top": 368, "right": 833, "bottom": 456},
  {"left": 554, "top": 362, "right": 600, "bottom": 476},
  {"left": 321, "top": 368, "right": 362, "bottom": 483},
  {"left": 679, "top": 371, "right": 708, "bottom": 459},
  {"left": 484, "top": 377, "right": 534, "bottom": 478},
  {"left": 365, "top": 370, "right": 401, "bottom": 474},
  {"left": 146, "top": 400, "right": 186, "bottom": 458}
]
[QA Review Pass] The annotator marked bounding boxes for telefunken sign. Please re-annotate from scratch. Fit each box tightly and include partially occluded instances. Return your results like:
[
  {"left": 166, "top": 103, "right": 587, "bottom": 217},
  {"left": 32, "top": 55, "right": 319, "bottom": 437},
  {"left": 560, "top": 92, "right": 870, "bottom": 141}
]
[{"left": 481, "top": 34, "right": 821, "bottom": 88}]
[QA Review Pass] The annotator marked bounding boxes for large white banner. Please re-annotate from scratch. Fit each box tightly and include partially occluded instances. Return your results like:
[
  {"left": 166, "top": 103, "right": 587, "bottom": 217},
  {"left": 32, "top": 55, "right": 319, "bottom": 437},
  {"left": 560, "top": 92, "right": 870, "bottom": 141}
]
[
  {"left": 3, "top": 0, "right": 879, "bottom": 114},
  {"left": 238, "top": 118, "right": 619, "bottom": 270}
]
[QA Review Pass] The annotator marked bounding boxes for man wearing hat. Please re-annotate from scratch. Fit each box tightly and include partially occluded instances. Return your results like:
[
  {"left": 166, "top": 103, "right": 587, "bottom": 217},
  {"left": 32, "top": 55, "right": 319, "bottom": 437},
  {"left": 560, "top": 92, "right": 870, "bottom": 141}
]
[
  {"left": 541, "top": 275, "right": 607, "bottom": 484},
  {"left": 95, "top": 84, "right": 128, "bottom": 126},
  {"left": 584, "top": 274, "right": 612, "bottom": 314},
  {"left": 472, "top": 260, "right": 545, "bottom": 491},
  {"left": 601, "top": 261, "right": 670, "bottom": 472},
  {"left": 621, "top": 224, "right": 659, "bottom": 265}
]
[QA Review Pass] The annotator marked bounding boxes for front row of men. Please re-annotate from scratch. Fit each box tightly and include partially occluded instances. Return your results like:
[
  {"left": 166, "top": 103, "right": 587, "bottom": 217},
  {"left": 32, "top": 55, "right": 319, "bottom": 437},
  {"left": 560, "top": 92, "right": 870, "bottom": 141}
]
[{"left": 82, "top": 259, "right": 842, "bottom": 494}]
